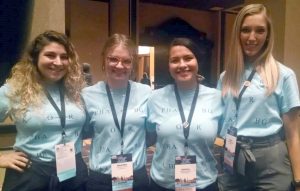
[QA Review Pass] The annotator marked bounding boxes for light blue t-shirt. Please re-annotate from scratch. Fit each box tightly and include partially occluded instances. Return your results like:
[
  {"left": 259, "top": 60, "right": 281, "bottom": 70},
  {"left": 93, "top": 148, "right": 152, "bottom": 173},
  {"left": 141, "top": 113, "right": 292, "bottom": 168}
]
[
  {"left": 0, "top": 84, "right": 86, "bottom": 162},
  {"left": 81, "top": 80, "right": 151, "bottom": 174},
  {"left": 147, "top": 84, "right": 222, "bottom": 189},
  {"left": 217, "top": 62, "right": 300, "bottom": 137}
]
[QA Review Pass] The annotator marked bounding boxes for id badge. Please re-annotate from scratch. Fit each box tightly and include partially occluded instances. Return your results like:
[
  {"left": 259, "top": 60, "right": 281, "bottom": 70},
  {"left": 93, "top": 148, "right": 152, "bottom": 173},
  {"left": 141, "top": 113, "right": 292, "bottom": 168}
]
[
  {"left": 55, "top": 142, "right": 76, "bottom": 182},
  {"left": 175, "top": 155, "right": 196, "bottom": 191},
  {"left": 224, "top": 126, "right": 237, "bottom": 174},
  {"left": 111, "top": 153, "right": 133, "bottom": 191}
]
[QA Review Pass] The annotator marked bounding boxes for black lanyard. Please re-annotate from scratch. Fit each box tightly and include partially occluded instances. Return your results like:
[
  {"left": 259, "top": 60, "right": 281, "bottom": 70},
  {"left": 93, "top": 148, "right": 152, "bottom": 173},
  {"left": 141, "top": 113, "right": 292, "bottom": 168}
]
[
  {"left": 234, "top": 69, "right": 256, "bottom": 113},
  {"left": 105, "top": 82, "right": 131, "bottom": 154},
  {"left": 44, "top": 84, "right": 66, "bottom": 143},
  {"left": 174, "top": 84, "right": 199, "bottom": 155}
]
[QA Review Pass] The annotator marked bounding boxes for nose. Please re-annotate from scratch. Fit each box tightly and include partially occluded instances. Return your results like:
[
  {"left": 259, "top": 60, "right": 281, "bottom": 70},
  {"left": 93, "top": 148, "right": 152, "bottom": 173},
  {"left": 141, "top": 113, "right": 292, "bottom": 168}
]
[
  {"left": 248, "top": 31, "right": 256, "bottom": 41},
  {"left": 53, "top": 56, "right": 63, "bottom": 66},
  {"left": 178, "top": 59, "right": 187, "bottom": 68},
  {"left": 115, "top": 61, "right": 125, "bottom": 68}
]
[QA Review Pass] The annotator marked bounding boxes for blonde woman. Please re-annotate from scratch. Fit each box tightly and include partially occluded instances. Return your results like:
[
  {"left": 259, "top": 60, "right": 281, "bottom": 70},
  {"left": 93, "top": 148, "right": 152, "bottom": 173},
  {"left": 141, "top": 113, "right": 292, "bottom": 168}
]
[
  {"left": 218, "top": 4, "right": 300, "bottom": 191},
  {"left": 0, "top": 30, "right": 88, "bottom": 191},
  {"left": 82, "top": 34, "right": 151, "bottom": 191}
]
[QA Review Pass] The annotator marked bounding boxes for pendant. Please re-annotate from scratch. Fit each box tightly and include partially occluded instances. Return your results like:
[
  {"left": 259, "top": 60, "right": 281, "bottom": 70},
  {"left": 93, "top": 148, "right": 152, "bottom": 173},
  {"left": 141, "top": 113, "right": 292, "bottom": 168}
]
[
  {"left": 182, "top": 121, "right": 189, "bottom": 129},
  {"left": 244, "top": 80, "right": 251, "bottom": 87}
]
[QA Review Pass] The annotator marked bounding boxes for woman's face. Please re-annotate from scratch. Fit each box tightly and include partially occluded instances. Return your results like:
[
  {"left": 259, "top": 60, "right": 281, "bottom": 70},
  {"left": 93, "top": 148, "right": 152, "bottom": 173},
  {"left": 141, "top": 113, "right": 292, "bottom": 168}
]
[
  {"left": 105, "top": 45, "right": 133, "bottom": 86},
  {"left": 169, "top": 45, "right": 198, "bottom": 88},
  {"left": 240, "top": 13, "right": 268, "bottom": 60},
  {"left": 37, "top": 42, "right": 69, "bottom": 84}
]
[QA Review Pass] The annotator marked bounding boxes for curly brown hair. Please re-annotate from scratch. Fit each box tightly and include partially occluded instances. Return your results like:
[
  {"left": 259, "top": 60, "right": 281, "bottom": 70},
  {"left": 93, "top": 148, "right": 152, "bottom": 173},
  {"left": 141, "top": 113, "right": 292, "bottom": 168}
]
[{"left": 6, "top": 30, "right": 85, "bottom": 117}]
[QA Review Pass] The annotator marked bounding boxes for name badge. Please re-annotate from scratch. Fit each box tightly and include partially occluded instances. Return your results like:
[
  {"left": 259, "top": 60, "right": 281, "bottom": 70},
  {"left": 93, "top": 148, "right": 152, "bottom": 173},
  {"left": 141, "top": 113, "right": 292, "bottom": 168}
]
[
  {"left": 224, "top": 126, "right": 237, "bottom": 174},
  {"left": 175, "top": 155, "right": 196, "bottom": 191},
  {"left": 111, "top": 153, "right": 133, "bottom": 191},
  {"left": 55, "top": 142, "right": 76, "bottom": 182}
]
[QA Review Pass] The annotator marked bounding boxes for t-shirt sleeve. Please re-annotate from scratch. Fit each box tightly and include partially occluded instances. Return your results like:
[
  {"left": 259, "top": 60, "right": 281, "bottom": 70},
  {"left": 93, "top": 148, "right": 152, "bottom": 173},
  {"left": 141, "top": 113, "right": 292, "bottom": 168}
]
[
  {"left": 280, "top": 71, "right": 300, "bottom": 114},
  {"left": 0, "top": 84, "right": 11, "bottom": 121}
]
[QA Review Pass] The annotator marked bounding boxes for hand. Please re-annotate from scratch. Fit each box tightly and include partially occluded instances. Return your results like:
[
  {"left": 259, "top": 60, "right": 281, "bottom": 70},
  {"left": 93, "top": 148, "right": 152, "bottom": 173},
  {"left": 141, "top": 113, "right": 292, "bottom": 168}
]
[{"left": 0, "top": 151, "right": 30, "bottom": 172}]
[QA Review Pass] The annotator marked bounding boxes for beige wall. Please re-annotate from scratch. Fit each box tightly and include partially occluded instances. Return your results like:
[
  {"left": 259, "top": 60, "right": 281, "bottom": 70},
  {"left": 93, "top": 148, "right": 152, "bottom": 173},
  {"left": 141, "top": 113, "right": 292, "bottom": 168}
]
[
  {"left": 284, "top": 0, "right": 300, "bottom": 86},
  {"left": 69, "top": 0, "right": 109, "bottom": 83},
  {"left": 30, "top": 0, "right": 65, "bottom": 42}
]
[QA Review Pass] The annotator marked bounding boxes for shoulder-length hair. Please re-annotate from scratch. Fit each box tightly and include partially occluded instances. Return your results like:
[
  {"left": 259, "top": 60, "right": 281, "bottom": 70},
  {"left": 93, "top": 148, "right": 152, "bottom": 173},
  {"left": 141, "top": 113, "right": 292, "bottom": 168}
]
[
  {"left": 6, "top": 30, "right": 85, "bottom": 117},
  {"left": 222, "top": 4, "right": 278, "bottom": 97}
]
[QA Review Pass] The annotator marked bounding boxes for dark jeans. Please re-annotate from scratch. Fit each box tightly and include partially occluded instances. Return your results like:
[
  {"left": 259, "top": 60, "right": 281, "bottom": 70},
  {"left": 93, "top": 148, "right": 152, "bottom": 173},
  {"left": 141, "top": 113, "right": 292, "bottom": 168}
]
[
  {"left": 149, "top": 177, "right": 219, "bottom": 191},
  {"left": 2, "top": 153, "right": 88, "bottom": 191},
  {"left": 86, "top": 166, "right": 149, "bottom": 191}
]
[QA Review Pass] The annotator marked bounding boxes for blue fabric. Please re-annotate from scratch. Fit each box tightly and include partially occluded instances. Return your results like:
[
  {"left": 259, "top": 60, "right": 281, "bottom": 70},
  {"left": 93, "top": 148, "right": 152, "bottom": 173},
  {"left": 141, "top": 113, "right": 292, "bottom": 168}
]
[
  {"left": 217, "top": 62, "right": 300, "bottom": 137},
  {"left": 147, "top": 84, "right": 222, "bottom": 189},
  {"left": 0, "top": 84, "right": 86, "bottom": 162},
  {"left": 81, "top": 80, "right": 151, "bottom": 174}
]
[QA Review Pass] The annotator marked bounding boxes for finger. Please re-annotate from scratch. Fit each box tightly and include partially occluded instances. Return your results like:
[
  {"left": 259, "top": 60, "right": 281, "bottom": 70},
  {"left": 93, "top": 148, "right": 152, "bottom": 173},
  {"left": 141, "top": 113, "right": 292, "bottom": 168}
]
[
  {"left": 9, "top": 163, "right": 24, "bottom": 173},
  {"left": 17, "top": 156, "right": 29, "bottom": 164},
  {"left": 16, "top": 152, "right": 28, "bottom": 158},
  {"left": 15, "top": 159, "right": 27, "bottom": 168}
]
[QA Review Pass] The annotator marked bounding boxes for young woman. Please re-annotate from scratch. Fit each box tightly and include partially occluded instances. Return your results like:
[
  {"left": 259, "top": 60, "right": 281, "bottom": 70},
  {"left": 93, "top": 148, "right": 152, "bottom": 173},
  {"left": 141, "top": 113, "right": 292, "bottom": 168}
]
[
  {"left": 82, "top": 34, "right": 151, "bottom": 191},
  {"left": 147, "top": 37, "right": 222, "bottom": 191},
  {"left": 0, "top": 30, "right": 88, "bottom": 191},
  {"left": 218, "top": 4, "right": 300, "bottom": 191}
]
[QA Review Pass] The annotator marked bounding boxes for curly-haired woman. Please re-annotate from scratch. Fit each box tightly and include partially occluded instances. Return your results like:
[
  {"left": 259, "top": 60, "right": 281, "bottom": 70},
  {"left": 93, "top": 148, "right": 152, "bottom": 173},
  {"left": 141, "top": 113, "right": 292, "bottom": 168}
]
[{"left": 0, "top": 30, "right": 88, "bottom": 191}]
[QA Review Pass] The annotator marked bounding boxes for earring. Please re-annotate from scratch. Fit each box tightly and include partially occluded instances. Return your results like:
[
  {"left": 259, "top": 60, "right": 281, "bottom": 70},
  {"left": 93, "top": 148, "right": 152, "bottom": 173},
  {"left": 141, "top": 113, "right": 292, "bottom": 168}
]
[
  {"left": 197, "top": 74, "right": 205, "bottom": 83},
  {"left": 102, "top": 64, "right": 105, "bottom": 71}
]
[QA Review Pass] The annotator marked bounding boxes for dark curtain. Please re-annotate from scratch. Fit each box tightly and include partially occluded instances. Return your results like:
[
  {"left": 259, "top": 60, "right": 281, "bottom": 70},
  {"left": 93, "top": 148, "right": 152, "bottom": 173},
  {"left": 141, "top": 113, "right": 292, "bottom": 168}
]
[{"left": 0, "top": 0, "right": 33, "bottom": 86}]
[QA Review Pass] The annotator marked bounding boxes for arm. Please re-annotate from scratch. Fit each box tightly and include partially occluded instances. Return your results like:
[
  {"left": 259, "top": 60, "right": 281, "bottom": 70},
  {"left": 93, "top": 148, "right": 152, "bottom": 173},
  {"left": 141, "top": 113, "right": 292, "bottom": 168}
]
[
  {"left": 282, "top": 107, "right": 300, "bottom": 190},
  {"left": 0, "top": 151, "right": 30, "bottom": 172}
]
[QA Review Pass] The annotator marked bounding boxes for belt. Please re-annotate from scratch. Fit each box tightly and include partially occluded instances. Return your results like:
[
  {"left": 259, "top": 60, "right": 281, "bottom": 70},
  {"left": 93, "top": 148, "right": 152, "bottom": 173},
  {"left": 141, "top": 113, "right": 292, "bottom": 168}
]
[
  {"left": 237, "top": 129, "right": 284, "bottom": 148},
  {"left": 235, "top": 130, "right": 283, "bottom": 176}
]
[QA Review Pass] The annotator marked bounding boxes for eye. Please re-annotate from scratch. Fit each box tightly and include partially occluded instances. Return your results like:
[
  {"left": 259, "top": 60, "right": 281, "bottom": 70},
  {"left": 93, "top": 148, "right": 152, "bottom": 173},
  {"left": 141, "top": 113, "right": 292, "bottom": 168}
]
[
  {"left": 183, "top": 55, "right": 194, "bottom": 62},
  {"left": 256, "top": 27, "right": 266, "bottom": 34},
  {"left": 169, "top": 57, "right": 180, "bottom": 64},
  {"left": 122, "top": 59, "right": 132, "bottom": 65},
  {"left": 45, "top": 53, "right": 56, "bottom": 59},
  {"left": 241, "top": 27, "right": 251, "bottom": 34},
  {"left": 60, "top": 54, "right": 69, "bottom": 61},
  {"left": 107, "top": 56, "right": 119, "bottom": 63}
]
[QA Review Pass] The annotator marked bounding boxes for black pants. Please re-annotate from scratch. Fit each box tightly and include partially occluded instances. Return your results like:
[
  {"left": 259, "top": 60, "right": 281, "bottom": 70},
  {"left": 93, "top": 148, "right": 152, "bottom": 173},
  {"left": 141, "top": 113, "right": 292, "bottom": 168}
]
[
  {"left": 86, "top": 166, "right": 149, "bottom": 191},
  {"left": 2, "top": 153, "right": 88, "bottom": 191},
  {"left": 149, "top": 177, "right": 219, "bottom": 191}
]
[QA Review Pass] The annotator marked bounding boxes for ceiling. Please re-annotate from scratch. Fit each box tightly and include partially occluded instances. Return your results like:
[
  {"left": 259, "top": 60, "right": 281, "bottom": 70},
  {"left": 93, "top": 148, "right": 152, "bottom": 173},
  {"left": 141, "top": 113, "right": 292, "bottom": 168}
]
[
  {"left": 95, "top": 0, "right": 245, "bottom": 12},
  {"left": 138, "top": 0, "right": 244, "bottom": 12}
]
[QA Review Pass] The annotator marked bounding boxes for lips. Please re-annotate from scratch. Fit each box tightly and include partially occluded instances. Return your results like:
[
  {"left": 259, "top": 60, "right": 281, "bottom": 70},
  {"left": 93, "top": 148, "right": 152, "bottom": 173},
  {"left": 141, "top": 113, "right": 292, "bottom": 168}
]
[
  {"left": 48, "top": 67, "right": 64, "bottom": 74},
  {"left": 176, "top": 70, "right": 192, "bottom": 78}
]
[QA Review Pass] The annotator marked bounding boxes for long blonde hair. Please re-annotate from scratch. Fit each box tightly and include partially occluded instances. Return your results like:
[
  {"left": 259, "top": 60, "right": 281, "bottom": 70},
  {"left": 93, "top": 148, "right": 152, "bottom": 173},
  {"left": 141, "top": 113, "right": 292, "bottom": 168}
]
[
  {"left": 6, "top": 30, "right": 85, "bottom": 117},
  {"left": 222, "top": 4, "right": 278, "bottom": 97}
]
